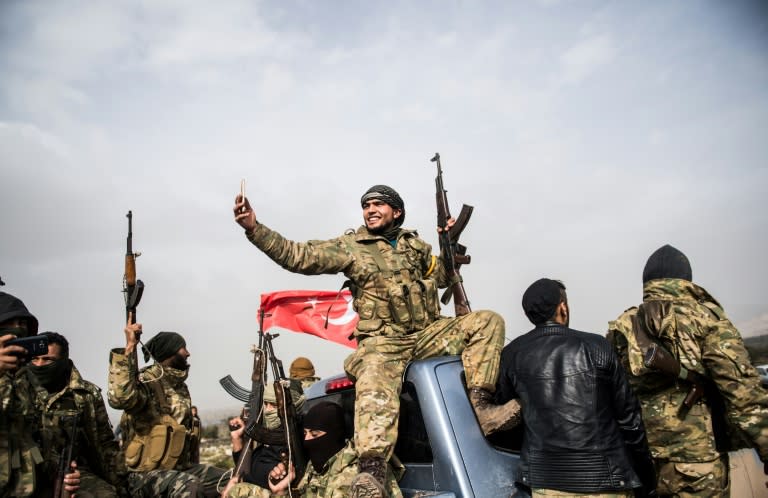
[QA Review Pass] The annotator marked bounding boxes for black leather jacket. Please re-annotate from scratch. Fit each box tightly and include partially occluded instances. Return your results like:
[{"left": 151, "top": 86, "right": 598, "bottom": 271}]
[{"left": 497, "top": 324, "right": 656, "bottom": 495}]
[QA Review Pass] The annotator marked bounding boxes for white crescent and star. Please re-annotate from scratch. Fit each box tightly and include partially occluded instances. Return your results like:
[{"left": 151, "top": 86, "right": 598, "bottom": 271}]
[{"left": 312, "top": 294, "right": 357, "bottom": 325}]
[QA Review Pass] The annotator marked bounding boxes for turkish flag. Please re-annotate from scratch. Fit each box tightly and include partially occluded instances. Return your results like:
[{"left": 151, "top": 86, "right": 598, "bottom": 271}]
[{"left": 260, "top": 290, "right": 358, "bottom": 349}]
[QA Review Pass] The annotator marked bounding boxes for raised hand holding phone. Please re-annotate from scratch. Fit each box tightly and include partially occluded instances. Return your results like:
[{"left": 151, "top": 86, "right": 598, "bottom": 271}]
[{"left": 234, "top": 179, "right": 257, "bottom": 231}]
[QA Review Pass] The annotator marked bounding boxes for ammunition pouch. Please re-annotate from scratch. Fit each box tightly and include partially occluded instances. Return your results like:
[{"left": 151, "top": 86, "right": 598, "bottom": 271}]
[
  {"left": 384, "top": 279, "right": 440, "bottom": 332},
  {"left": 0, "top": 437, "right": 43, "bottom": 496},
  {"left": 124, "top": 414, "right": 187, "bottom": 471}
]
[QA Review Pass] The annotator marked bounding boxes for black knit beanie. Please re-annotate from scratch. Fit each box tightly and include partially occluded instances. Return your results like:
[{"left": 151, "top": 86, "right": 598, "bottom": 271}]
[
  {"left": 642, "top": 245, "right": 692, "bottom": 283},
  {"left": 142, "top": 331, "right": 186, "bottom": 362}
]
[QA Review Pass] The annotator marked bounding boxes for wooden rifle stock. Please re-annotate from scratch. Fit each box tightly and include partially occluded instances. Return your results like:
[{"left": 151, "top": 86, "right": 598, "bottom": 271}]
[
  {"left": 123, "top": 211, "right": 144, "bottom": 324},
  {"left": 430, "top": 153, "right": 472, "bottom": 316}
]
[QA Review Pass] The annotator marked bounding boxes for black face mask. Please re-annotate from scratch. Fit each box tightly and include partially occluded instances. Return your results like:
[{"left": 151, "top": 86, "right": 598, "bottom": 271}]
[
  {"left": 167, "top": 353, "right": 189, "bottom": 371},
  {"left": 304, "top": 435, "right": 345, "bottom": 473},
  {"left": 0, "top": 326, "right": 29, "bottom": 338},
  {"left": 29, "top": 358, "right": 71, "bottom": 392}
]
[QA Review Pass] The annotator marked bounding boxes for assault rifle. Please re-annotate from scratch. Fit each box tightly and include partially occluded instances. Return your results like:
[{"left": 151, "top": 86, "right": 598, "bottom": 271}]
[
  {"left": 631, "top": 308, "right": 705, "bottom": 419},
  {"left": 123, "top": 211, "right": 144, "bottom": 325},
  {"left": 632, "top": 306, "right": 734, "bottom": 450},
  {"left": 246, "top": 329, "right": 306, "bottom": 490},
  {"left": 219, "top": 312, "right": 306, "bottom": 490},
  {"left": 429, "top": 153, "right": 473, "bottom": 316},
  {"left": 643, "top": 343, "right": 706, "bottom": 419},
  {"left": 219, "top": 311, "right": 268, "bottom": 481},
  {"left": 53, "top": 413, "right": 79, "bottom": 498}
]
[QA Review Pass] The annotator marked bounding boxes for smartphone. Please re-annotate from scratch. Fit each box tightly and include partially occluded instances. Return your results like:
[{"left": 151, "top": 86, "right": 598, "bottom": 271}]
[{"left": 6, "top": 335, "right": 49, "bottom": 358}]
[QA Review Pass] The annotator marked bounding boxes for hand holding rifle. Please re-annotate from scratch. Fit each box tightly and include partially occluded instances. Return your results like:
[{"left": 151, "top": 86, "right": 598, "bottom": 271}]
[
  {"left": 429, "top": 152, "right": 473, "bottom": 316},
  {"left": 53, "top": 414, "right": 79, "bottom": 498}
]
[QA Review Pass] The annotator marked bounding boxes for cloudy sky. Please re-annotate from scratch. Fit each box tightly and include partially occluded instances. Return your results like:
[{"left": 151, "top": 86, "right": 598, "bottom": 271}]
[{"left": 1, "top": 0, "right": 767, "bottom": 422}]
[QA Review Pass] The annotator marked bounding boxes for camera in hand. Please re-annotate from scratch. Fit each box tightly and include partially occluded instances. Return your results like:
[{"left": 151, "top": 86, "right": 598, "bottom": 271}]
[{"left": 6, "top": 336, "right": 49, "bottom": 358}]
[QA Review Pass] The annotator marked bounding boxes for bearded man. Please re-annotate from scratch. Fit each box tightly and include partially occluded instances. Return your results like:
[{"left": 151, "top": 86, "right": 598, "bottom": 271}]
[
  {"left": 108, "top": 321, "right": 226, "bottom": 497},
  {"left": 234, "top": 184, "right": 520, "bottom": 497}
]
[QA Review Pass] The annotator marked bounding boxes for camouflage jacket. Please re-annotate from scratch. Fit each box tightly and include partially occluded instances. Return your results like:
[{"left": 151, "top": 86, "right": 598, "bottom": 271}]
[
  {"left": 107, "top": 349, "right": 195, "bottom": 470},
  {"left": 607, "top": 278, "right": 768, "bottom": 463},
  {"left": 298, "top": 440, "right": 403, "bottom": 498},
  {"left": 246, "top": 223, "right": 448, "bottom": 337},
  {"left": 0, "top": 367, "right": 43, "bottom": 497},
  {"left": 34, "top": 363, "right": 120, "bottom": 487}
]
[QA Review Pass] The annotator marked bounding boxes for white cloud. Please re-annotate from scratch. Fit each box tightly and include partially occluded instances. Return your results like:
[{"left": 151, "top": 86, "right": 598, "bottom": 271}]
[{"left": 559, "top": 34, "right": 617, "bottom": 84}]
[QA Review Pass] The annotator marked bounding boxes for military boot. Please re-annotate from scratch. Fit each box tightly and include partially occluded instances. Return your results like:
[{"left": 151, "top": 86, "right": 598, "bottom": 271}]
[
  {"left": 469, "top": 387, "right": 522, "bottom": 435},
  {"left": 350, "top": 454, "right": 388, "bottom": 498}
]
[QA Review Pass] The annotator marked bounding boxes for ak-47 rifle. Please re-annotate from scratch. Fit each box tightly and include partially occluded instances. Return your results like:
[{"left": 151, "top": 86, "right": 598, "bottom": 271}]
[
  {"left": 245, "top": 328, "right": 306, "bottom": 492},
  {"left": 123, "top": 211, "right": 144, "bottom": 326},
  {"left": 429, "top": 153, "right": 473, "bottom": 316},
  {"left": 630, "top": 307, "right": 706, "bottom": 419},
  {"left": 632, "top": 305, "right": 733, "bottom": 449},
  {"left": 53, "top": 413, "right": 79, "bottom": 498},
  {"left": 219, "top": 311, "right": 269, "bottom": 481}
]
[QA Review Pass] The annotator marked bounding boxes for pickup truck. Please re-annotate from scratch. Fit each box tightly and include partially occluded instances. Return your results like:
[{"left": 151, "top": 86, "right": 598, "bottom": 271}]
[
  {"left": 304, "top": 355, "right": 768, "bottom": 498},
  {"left": 303, "top": 355, "right": 530, "bottom": 498}
]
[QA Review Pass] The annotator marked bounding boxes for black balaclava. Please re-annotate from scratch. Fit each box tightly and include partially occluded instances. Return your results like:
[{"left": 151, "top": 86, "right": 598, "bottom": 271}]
[
  {"left": 522, "top": 278, "right": 565, "bottom": 326},
  {"left": 142, "top": 331, "right": 186, "bottom": 363},
  {"left": 642, "top": 244, "right": 692, "bottom": 283},
  {"left": 360, "top": 185, "right": 405, "bottom": 238},
  {"left": 0, "top": 291, "right": 39, "bottom": 337},
  {"left": 303, "top": 401, "right": 346, "bottom": 473},
  {"left": 29, "top": 358, "right": 72, "bottom": 393}
]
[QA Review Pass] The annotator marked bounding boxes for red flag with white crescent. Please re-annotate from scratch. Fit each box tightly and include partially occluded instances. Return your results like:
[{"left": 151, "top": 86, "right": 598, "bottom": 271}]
[{"left": 260, "top": 290, "right": 358, "bottom": 349}]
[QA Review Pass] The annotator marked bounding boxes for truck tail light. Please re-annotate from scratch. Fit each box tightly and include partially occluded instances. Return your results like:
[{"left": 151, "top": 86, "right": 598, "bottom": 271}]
[{"left": 325, "top": 378, "right": 354, "bottom": 393}]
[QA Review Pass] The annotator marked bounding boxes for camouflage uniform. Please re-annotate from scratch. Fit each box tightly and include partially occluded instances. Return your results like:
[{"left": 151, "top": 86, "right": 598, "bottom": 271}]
[
  {"left": 0, "top": 368, "right": 43, "bottom": 497},
  {"left": 607, "top": 278, "right": 768, "bottom": 497},
  {"left": 246, "top": 223, "right": 504, "bottom": 460},
  {"left": 227, "top": 441, "right": 402, "bottom": 498},
  {"left": 107, "top": 349, "right": 226, "bottom": 498},
  {"left": 34, "top": 363, "right": 121, "bottom": 497}
]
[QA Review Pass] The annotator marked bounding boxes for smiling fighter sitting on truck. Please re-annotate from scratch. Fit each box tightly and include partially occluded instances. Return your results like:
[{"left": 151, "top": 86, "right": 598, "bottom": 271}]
[{"left": 233, "top": 184, "right": 521, "bottom": 497}]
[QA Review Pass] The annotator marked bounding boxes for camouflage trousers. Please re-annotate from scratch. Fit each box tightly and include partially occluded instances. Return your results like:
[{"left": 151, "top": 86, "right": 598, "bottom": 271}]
[
  {"left": 127, "top": 463, "right": 227, "bottom": 498},
  {"left": 5, "top": 468, "right": 117, "bottom": 498},
  {"left": 68, "top": 469, "right": 118, "bottom": 498},
  {"left": 532, "top": 490, "right": 632, "bottom": 498},
  {"left": 655, "top": 455, "right": 729, "bottom": 498},
  {"left": 225, "top": 482, "right": 274, "bottom": 497},
  {"left": 344, "top": 309, "right": 504, "bottom": 460}
]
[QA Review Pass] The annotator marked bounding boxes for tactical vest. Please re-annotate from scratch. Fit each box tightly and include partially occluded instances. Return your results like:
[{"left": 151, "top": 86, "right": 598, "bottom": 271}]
[
  {"left": 122, "top": 379, "right": 188, "bottom": 472},
  {"left": 342, "top": 233, "right": 440, "bottom": 336}
]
